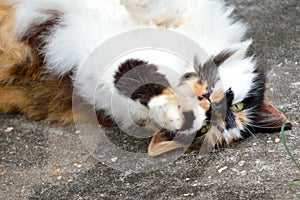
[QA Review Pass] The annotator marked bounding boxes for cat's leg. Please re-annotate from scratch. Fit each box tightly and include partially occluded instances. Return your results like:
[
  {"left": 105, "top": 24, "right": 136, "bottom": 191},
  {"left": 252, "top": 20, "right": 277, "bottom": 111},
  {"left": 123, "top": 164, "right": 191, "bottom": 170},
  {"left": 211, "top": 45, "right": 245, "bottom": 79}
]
[
  {"left": 0, "top": 79, "right": 75, "bottom": 124},
  {"left": 0, "top": 85, "right": 27, "bottom": 114},
  {"left": 0, "top": 71, "right": 114, "bottom": 125}
]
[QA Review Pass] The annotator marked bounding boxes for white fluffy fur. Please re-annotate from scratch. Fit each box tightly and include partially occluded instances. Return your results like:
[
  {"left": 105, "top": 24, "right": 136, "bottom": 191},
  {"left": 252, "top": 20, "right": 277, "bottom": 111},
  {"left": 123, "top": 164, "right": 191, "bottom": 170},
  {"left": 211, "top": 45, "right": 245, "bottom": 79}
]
[
  {"left": 12, "top": 0, "right": 258, "bottom": 137},
  {"left": 75, "top": 49, "right": 204, "bottom": 131},
  {"left": 13, "top": 0, "right": 132, "bottom": 75},
  {"left": 121, "top": 0, "right": 190, "bottom": 26}
]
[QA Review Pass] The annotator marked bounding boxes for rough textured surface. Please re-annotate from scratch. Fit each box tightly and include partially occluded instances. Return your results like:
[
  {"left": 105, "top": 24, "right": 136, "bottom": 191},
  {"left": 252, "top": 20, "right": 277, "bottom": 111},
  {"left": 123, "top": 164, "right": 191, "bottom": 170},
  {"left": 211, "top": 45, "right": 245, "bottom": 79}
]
[{"left": 1, "top": 0, "right": 300, "bottom": 199}]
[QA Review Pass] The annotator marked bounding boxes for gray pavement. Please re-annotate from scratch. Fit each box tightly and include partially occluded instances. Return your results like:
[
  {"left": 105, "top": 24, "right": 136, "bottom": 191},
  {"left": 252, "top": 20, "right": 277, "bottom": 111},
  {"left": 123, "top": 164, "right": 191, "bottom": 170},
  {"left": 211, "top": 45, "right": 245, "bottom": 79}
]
[{"left": 1, "top": 0, "right": 300, "bottom": 199}]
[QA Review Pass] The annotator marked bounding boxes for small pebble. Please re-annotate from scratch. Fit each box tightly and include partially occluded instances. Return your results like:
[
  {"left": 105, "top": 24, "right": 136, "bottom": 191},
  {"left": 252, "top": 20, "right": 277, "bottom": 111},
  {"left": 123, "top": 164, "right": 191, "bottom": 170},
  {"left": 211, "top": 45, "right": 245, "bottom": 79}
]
[
  {"left": 239, "top": 160, "right": 245, "bottom": 167},
  {"left": 185, "top": 178, "right": 190, "bottom": 181},
  {"left": 240, "top": 170, "right": 247, "bottom": 175},
  {"left": 292, "top": 82, "right": 300, "bottom": 86},
  {"left": 183, "top": 193, "right": 194, "bottom": 197},
  {"left": 74, "top": 163, "right": 82, "bottom": 168},
  {"left": 4, "top": 127, "right": 14, "bottom": 132},
  {"left": 275, "top": 138, "right": 281, "bottom": 143},
  {"left": 218, "top": 166, "right": 228, "bottom": 173},
  {"left": 111, "top": 157, "right": 118, "bottom": 163},
  {"left": 284, "top": 58, "right": 288, "bottom": 63}
]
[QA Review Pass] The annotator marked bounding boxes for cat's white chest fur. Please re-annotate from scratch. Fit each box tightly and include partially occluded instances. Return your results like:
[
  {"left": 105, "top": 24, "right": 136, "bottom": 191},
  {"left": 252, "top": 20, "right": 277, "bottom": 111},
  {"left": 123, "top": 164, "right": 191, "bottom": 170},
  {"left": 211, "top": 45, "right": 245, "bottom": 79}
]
[{"left": 14, "top": 0, "right": 256, "bottom": 135}]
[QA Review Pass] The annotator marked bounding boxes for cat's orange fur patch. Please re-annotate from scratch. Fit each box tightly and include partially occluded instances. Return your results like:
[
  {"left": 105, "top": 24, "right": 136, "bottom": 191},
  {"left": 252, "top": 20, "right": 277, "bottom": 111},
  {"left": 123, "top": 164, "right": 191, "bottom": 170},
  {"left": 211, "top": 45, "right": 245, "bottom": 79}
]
[
  {"left": 0, "top": 87, "right": 27, "bottom": 113},
  {"left": 210, "top": 89, "right": 225, "bottom": 103},
  {"left": 162, "top": 88, "right": 175, "bottom": 95},
  {"left": 198, "top": 99, "right": 210, "bottom": 112},
  {"left": 0, "top": 1, "right": 114, "bottom": 125},
  {"left": 234, "top": 111, "right": 246, "bottom": 124}
]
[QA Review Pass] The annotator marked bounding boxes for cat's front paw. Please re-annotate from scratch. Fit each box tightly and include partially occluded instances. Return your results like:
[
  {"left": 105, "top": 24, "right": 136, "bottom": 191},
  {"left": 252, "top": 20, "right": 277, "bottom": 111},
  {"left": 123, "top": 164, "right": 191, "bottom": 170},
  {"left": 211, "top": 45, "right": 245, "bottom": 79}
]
[{"left": 148, "top": 93, "right": 183, "bottom": 131}]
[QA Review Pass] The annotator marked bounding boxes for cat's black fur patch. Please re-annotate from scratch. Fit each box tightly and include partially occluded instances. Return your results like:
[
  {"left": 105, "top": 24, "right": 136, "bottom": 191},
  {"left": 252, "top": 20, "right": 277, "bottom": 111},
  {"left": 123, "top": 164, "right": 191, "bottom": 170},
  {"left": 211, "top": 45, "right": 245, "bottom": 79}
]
[
  {"left": 208, "top": 88, "right": 237, "bottom": 130},
  {"left": 224, "top": 89, "right": 237, "bottom": 130},
  {"left": 180, "top": 111, "right": 196, "bottom": 131},
  {"left": 240, "top": 66, "right": 266, "bottom": 137},
  {"left": 21, "top": 11, "right": 62, "bottom": 68},
  {"left": 241, "top": 65, "right": 292, "bottom": 135},
  {"left": 114, "top": 59, "right": 170, "bottom": 106}
]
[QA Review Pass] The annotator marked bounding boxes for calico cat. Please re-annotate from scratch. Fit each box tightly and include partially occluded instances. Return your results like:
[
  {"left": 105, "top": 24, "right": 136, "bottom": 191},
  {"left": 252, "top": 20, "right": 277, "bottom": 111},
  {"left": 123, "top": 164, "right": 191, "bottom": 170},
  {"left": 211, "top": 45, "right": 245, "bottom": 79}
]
[{"left": 0, "top": 0, "right": 292, "bottom": 157}]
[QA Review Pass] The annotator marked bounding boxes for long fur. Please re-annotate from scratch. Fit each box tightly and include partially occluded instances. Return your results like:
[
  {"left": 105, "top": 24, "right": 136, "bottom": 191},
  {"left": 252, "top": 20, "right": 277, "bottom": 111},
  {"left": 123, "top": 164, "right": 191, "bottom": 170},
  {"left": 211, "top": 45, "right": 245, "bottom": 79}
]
[
  {"left": 0, "top": 1, "right": 113, "bottom": 125},
  {"left": 5, "top": 0, "right": 256, "bottom": 130},
  {"left": 0, "top": 0, "right": 290, "bottom": 154}
]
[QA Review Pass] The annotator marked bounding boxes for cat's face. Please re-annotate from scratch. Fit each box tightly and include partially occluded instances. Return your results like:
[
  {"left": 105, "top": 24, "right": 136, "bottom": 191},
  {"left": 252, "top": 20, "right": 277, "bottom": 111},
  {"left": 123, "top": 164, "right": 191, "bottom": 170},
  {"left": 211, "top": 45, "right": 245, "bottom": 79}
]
[
  {"left": 148, "top": 50, "right": 292, "bottom": 157},
  {"left": 114, "top": 52, "right": 292, "bottom": 158}
]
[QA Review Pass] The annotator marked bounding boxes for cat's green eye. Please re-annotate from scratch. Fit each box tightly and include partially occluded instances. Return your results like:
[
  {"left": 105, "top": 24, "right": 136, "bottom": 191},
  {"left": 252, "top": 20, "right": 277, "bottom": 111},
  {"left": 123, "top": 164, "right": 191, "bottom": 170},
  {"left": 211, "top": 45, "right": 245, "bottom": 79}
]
[
  {"left": 231, "top": 102, "right": 244, "bottom": 112},
  {"left": 200, "top": 123, "right": 210, "bottom": 134}
]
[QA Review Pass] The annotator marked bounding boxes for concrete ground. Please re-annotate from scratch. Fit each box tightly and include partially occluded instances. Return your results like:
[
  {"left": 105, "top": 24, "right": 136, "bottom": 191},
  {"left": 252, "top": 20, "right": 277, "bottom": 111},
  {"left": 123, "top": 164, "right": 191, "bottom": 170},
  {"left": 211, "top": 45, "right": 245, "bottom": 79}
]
[{"left": 1, "top": 0, "right": 299, "bottom": 199}]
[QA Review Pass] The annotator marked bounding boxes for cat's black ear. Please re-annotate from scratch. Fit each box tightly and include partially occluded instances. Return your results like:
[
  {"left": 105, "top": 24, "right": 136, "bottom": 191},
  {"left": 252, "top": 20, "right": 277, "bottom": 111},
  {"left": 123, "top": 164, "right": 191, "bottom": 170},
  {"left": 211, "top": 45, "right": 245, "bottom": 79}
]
[{"left": 253, "top": 98, "right": 292, "bottom": 133}]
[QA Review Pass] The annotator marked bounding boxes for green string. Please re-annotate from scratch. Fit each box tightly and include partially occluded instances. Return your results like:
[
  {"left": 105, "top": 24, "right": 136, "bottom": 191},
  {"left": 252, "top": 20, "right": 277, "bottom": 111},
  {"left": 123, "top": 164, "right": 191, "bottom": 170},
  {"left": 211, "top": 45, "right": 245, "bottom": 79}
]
[
  {"left": 280, "top": 122, "right": 300, "bottom": 197},
  {"left": 280, "top": 122, "right": 300, "bottom": 170}
]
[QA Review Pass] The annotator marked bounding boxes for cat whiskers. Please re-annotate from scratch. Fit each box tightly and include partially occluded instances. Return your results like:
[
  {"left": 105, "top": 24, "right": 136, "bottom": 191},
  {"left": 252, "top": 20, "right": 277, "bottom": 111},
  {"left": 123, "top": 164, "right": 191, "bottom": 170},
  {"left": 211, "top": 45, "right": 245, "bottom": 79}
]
[
  {"left": 242, "top": 125, "right": 256, "bottom": 138},
  {"left": 119, "top": 77, "right": 143, "bottom": 84}
]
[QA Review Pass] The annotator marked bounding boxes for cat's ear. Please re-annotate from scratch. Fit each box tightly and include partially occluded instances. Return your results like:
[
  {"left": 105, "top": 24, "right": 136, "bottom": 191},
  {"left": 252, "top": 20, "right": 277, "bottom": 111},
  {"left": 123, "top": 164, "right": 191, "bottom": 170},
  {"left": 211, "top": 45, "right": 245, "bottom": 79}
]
[
  {"left": 212, "top": 50, "right": 236, "bottom": 66},
  {"left": 194, "top": 50, "right": 236, "bottom": 70},
  {"left": 195, "top": 50, "right": 236, "bottom": 87},
  {"left": 253, "top": 98, "right": 292, "bottom": 133},
  {"left": 148, "top": 131, "right": 187, "bottom": 158}
]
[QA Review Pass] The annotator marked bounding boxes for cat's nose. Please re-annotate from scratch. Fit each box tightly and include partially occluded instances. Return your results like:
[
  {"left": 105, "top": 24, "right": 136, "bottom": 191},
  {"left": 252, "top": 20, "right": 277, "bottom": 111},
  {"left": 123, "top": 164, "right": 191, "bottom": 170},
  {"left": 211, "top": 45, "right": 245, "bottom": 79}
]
[
  {"left": 203, "top": 91, "right": 210, "bottom": 99},
  {"left": 198, "top": 90, "right": 210, "bottom": 101}
]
